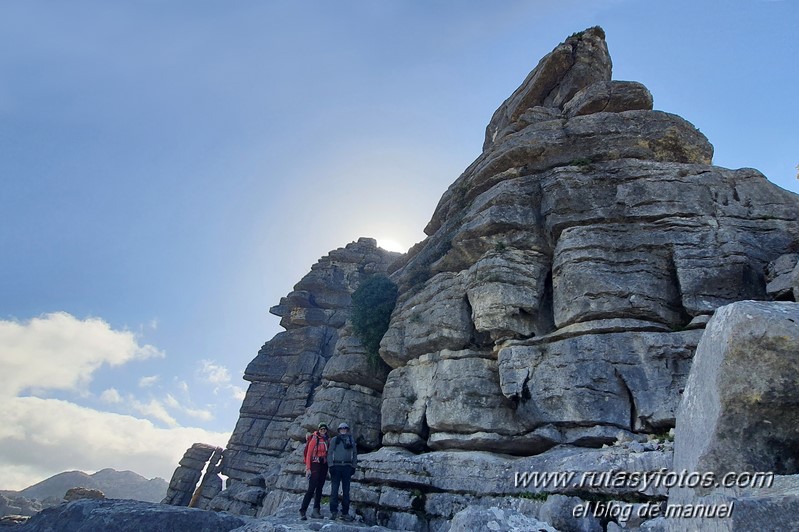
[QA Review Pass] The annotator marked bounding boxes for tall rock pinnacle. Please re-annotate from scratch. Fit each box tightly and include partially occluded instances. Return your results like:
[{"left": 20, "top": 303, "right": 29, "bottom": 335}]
[{"left": 485, "top": 26, "right": 613, "bottom": 151}]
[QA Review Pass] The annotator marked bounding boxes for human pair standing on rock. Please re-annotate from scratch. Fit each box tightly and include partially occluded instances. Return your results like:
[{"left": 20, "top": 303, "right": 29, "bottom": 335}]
[{"left": 299, "top": 421, "right": 357, "bottom": 521}]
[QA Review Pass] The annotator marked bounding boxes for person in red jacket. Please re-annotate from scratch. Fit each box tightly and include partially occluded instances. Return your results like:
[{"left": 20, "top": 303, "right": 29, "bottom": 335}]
[{"left": 300, "top": 422, "right": 329, "bottom": 520}]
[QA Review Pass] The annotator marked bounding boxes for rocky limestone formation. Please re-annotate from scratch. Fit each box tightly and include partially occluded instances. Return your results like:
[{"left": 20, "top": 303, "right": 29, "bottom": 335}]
[
  {"left": 162, "top": 443, "right": 220, "bottom": 506},
  {"left": 766, "top": 252, "right": 799, "bottom": 301},
  {"left": 378, "top": 25, "right": 799, "bottom": 457},
  {"left": 208, "top": 474, "right": 268, "bottom": 518},
  {"left": 206, "top": 238, "right": 398, "bottom": 517},
  {"left": 162, "top": 26, "right": 799, "bottom": 531},
  {"left": 264, "top": 438, "right": 674, "bottom": 530},
  {"left": 18, "top": 499, "right": 250, "bottom": 532},
  {"left": 63, "top": 487, "right": 105, "bottom": 502},
  {"left": 0, "top": 495, "right": 42, "bottom": 519},
  {"left": 190, "top": 446, "right": 225, "bottom": 510},
  {"left": 449, "top": 506, "right": 557, "bottom": 532}
]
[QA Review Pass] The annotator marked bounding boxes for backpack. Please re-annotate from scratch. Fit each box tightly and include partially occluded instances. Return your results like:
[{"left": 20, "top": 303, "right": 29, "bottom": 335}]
[{"left": 304, "top": 432, "right": 328, "bottom": 464}]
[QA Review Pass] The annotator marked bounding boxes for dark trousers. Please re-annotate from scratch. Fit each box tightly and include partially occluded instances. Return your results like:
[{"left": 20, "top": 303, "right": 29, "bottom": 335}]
[
  {"left": 300, "top": 461, "right": 328, "bottom": 512},
  {"left": 329, "top": 465, "right": 354, "bottom": 515}
]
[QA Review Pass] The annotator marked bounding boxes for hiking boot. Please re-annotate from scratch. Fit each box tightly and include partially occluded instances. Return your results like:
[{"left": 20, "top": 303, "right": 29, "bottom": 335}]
[
  {"left": 329, "top": 512, "right": 338, "bottom": 520},
  {"left": 299, "top": 510, "right": 307, "bottom": 521},
  {"left": 310, "top": 508, "right": 322, "bottom": 519},
  {"left": 342, "top": 514, "right": 354, "bottom": 522}
]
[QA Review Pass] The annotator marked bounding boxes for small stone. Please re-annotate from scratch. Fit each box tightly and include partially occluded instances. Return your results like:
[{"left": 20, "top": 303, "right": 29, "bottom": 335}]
[{"left": 628, "top": 441, "right": 646, "bottom": 453}]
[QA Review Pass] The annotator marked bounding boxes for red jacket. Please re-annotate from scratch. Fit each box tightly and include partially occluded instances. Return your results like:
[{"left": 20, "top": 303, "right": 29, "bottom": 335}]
[{"left": 304, "top": 431, "right": 329, "bottom": 469}]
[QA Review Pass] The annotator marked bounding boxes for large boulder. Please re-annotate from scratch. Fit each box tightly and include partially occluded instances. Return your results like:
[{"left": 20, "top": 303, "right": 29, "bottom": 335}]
[
  {"left": 63, "top": 487, "right": 105, "bottom": 502},
  {"left": 673, "top": 301, "right": 799, "bottom": 477},
  {"left": 665, "top": 301, "right": 799, "bottom": 531},
  {"left": 563, "top": 80, "right": 653, "bottom": 118}
]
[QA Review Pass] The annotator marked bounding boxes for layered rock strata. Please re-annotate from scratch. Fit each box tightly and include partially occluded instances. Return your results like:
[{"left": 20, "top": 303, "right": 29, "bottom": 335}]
[
  {"left": 166, "top": 26, "right": 799, "bottom": 531},
  {"left": 215, "top": 237, "right": 398, "bottom": 513},
  {"left": 162, "top": 443, "right": 220, "bottom": 506},
  {"left": 190, "top": 446, "right": 225, "bottom": 510},
  {"left": 766, "top": 252, "right": 799, "bottom": 300},
  {"left": 378, "top": 26, "right": 799, "bottom": 456}
]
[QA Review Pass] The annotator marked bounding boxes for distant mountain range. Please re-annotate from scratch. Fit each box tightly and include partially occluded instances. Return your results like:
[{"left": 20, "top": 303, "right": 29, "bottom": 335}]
[{"left": 8, "top": 469, "right": 168, "bottom": 503}]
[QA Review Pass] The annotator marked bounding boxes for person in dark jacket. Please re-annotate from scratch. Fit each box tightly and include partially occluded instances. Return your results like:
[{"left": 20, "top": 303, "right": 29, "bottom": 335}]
[
  {"left": 328, "top": 422, "right": 357, "bottom": 521},
  {"left": 300, "top": 422, "right": 329, "bottom": 520}
]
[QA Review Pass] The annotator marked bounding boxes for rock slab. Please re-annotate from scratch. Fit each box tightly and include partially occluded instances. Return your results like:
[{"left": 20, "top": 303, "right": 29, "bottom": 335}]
[
  {"left": 666, "top": 301, "right": 799, "bottom": 531},
  {"left": 673, "top": 301, "right": 799, "bottom": 477},
  {"left": 19, "top": 499, "right": 249, "bottom": 532}
]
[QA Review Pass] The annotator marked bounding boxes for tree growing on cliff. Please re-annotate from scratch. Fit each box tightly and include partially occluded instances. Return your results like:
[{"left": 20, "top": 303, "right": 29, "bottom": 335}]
[{"left": 351, "top": 274, "right": 398, "bottom": 366}]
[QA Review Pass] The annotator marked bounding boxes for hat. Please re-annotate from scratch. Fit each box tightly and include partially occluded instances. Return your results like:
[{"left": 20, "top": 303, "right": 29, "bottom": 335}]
[
  {"left": 318, "top": 422, "right": 328, "bottom": 429},
  {"left": 337, "top": 422, "right": 350, "bottom": 430}
]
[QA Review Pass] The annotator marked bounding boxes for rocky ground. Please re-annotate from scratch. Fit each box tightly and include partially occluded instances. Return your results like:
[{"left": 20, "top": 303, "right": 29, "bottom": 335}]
[{"left": 12, "top": 497, "right": 542, "bottom": 531}]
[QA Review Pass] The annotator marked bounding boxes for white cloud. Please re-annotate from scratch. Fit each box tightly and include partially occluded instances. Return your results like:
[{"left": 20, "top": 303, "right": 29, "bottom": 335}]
[
  {"left": 138, "top": 375, "right": 160, "bottom": 388},
  {"left": 198, "top": 360, "right": 231, "bottom": 385},
  {"left": 183, "top": 406, "right": 214, "bottom": 422},
  {"left": 164, "top": 394, "right": 180, "bottom": 409},
  {"left": 231, "top": 386, "right": 247, "bottom": 401},
  {"left": 100, "top": 388, "right": 122, "bottom": 404},
  {"left": 197, "top": 360, "right": 246, "bottom": 401},
  {"left": 0, "top": 312, "right": 163, "bottom": 398},
  {"left": 131, "top": 398, "right": 178, "bottom": 428},
  {"left": 0, "top": 311, "right": 229, "bottom": 492},
  {"left": 0, "top": 396, "right": 230, "bottom": 491},
  {"left": 164, "top": 393, "right": 213, "bottom": 422}
]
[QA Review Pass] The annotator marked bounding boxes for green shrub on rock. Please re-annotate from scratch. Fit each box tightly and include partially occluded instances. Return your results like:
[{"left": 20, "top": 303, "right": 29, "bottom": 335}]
[{"left": 351, "top": 274, "right": 398, "bottom": 365}]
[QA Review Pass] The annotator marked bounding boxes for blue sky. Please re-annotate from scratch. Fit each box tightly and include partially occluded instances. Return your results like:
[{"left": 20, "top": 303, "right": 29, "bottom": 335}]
[{"left": 1, "top": 0, "right": 797, "bottom": 489}]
